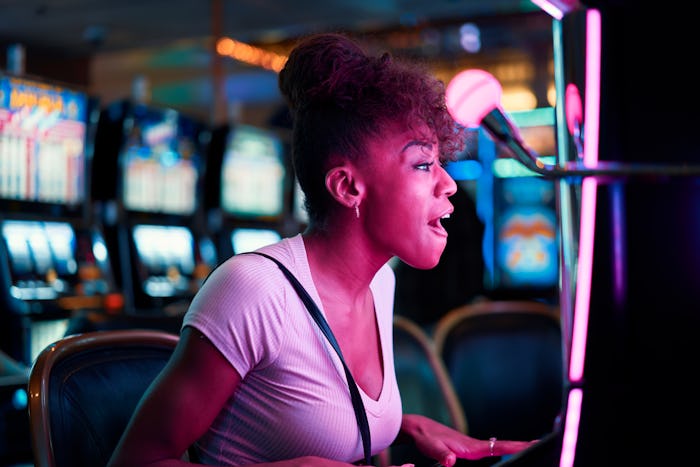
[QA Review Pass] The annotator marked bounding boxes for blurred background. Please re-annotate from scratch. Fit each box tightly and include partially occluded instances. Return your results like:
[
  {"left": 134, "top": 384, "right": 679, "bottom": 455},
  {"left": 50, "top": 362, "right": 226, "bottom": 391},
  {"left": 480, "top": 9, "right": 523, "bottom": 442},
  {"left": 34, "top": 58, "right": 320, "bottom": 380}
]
[
  {"left": 0, "top": 0, "right": 564, "bottom": 327},
  {"left": 0, "top": 0, "right": 556, "bottom": 126}
]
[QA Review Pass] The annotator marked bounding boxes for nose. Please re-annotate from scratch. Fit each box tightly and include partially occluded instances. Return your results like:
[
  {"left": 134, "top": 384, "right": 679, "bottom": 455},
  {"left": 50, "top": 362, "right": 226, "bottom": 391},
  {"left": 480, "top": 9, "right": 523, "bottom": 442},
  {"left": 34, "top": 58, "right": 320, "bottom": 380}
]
[{"left": 437, "top": 165, "right": 457, "bottom": 197}]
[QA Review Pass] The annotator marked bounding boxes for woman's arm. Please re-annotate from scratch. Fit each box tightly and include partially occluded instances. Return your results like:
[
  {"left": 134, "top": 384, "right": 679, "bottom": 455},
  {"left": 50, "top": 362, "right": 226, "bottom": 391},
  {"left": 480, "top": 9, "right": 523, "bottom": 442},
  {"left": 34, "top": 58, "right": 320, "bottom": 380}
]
[
  {"left": 108, "top": 327, "right": 403, "bottom": 467},
  {"left": 397, "top": 414, "right": 538, "bottom": 466}
]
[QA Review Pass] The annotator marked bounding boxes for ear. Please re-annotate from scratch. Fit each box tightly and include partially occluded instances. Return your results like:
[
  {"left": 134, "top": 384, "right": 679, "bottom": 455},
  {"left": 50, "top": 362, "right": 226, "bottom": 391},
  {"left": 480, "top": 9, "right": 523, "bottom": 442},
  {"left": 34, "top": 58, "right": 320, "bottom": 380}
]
[{"left": 325, "top": 164, "right": 363, "bottom": 208}]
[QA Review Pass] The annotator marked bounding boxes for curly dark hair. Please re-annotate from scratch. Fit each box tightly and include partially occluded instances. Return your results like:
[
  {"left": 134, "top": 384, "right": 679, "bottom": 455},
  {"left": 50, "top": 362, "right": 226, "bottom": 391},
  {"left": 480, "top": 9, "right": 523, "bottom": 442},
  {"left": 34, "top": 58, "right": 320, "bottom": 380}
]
[{"left": 278, "top": 32, "right": 465, "bottom": 230}]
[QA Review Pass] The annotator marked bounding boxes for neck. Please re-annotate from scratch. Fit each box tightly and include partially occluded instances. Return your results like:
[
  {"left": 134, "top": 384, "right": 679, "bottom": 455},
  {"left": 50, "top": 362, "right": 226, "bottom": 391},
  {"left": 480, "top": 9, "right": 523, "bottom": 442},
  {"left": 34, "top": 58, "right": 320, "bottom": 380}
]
[{"left": 302, "top": 226, "right": 389, "bottom": 310}]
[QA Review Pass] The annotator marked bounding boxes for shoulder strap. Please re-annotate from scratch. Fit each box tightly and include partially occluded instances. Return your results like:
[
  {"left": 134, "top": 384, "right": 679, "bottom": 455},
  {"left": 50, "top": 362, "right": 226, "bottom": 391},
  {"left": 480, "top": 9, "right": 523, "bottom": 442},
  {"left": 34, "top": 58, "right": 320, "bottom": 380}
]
[{"left": 244, "top": 251, "right": 372, "bottom": 466}]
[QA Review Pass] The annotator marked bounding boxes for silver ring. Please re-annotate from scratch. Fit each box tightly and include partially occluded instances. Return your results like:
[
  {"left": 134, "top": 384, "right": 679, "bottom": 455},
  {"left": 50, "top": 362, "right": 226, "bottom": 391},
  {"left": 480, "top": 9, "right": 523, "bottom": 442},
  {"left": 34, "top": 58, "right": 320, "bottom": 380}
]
[{"left": 489, "top": 437, "right": 497, "bottom": 457}]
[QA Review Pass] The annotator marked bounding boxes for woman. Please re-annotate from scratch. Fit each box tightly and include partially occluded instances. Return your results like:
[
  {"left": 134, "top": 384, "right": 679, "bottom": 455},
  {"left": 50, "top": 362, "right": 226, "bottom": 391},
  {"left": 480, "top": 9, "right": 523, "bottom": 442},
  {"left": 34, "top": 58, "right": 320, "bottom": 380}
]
[{"left": 108, "top": 32, "right": 535, "bottom": 467}]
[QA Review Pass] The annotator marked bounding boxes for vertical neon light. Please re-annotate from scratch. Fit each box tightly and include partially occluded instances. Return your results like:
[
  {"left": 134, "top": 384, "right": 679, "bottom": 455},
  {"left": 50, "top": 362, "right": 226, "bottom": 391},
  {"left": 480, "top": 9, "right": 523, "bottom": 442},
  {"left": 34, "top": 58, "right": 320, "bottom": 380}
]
[
  {"left": 559, "top": 8, "right": 601, "bottom": 467},
  {"left": 552, "top": 17, "right": 574, "bottom": 372},
  {"left": 560, "top": 388, "right": 583, "bottom": 467},
  {"left": 570, "top": 7, "right": 601, "bottom": 382}
]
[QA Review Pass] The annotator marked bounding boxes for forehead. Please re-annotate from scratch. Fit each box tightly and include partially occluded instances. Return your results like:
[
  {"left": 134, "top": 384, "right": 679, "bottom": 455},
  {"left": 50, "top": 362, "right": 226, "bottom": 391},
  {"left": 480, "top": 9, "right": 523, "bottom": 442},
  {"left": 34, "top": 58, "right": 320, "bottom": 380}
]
[{"left": 369, "top": 122, "right": 435, "bottom": 150}]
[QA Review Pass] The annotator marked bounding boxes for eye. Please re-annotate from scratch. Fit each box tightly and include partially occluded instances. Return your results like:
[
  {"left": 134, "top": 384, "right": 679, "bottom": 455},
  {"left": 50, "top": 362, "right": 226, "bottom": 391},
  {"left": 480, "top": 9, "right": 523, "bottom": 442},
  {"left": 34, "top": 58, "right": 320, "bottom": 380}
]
[{"left": 415, "top": 161, "right": 435, "bottom": 172}]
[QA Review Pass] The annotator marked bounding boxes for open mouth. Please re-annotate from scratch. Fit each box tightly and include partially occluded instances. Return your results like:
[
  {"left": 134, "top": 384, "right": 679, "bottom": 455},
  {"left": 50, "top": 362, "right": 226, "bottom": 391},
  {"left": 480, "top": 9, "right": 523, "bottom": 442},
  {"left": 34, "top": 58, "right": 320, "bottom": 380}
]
[{"left": 428, "top": 212, "right": 452, "bottom": 232}]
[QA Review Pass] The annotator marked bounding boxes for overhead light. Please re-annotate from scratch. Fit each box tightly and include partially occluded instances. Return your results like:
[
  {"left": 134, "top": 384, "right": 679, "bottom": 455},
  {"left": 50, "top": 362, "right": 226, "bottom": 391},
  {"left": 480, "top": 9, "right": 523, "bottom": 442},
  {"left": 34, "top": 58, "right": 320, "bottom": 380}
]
[
  {"left": 216, "top": 37, "right": 287, "bottom": 72},
  {"left": 459, "top": 23, "right": 481, "bottom": 53},
  {"left": 530, "top": 0, "right": 581, "bottom": 20}
]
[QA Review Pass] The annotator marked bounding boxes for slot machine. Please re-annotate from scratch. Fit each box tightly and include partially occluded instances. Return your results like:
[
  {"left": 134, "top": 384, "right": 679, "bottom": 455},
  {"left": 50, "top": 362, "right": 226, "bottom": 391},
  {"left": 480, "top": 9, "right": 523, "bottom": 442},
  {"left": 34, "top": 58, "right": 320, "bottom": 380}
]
[
  {"left": 0, "top": 73, "right": 121, "bottom": 366},
  {"left": 92, "top": 99, "right": 216, "bottom": 318},
  {"left": 205, "top": 122, "right": 294, "bottom": 263},
  {"left": 482, "top": 3, "right": 700, "bottom": 466},
  {"left": 475, "top": 107, "right": 559, "bottom": 303}
]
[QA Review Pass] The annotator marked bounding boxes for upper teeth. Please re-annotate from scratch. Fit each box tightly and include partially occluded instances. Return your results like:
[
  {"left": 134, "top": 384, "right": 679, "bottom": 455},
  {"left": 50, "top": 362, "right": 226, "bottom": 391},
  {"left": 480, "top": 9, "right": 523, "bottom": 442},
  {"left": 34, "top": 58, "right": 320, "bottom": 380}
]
[{"left": 441, "top": 213, "right": 451, "bottom": 219}]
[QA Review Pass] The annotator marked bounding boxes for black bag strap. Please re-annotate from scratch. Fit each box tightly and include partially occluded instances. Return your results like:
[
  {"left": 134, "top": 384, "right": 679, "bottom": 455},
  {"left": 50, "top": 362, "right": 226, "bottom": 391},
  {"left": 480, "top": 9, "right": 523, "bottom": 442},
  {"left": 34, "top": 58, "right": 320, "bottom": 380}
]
[{"left": 245, "top": 251, "right": 372, "bottom": 466}]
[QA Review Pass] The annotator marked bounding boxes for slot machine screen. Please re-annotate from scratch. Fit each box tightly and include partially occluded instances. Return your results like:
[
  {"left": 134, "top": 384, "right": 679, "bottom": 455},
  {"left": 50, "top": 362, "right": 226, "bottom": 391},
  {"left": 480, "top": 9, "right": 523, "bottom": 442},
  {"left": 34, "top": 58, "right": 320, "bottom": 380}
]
[
  {"left": 44, "top": 222, "right": 77, "bottom": 276},
  {"left": 480, "top": 107, "right": 559, "bottom": 295},
  {"left": 131, "top": 224, "right": 196, "bottom": 298},
  {"left": 121, "top": 107, "right": 202, "bottom": 216},
  {"left": 231, "top": 227, "right": 281, "bottom": 254},
  {"left": 494, "top": 177, "right": 558, "bottom": 288},
  {"left": 0, "top": 75, "right": 89, "bottom": 216},
  {"left": 1, "top": 219, "right": 78, "bottom": 301},
  {"left": 220, "top": 124, "right": 285, "bottom": 219}
]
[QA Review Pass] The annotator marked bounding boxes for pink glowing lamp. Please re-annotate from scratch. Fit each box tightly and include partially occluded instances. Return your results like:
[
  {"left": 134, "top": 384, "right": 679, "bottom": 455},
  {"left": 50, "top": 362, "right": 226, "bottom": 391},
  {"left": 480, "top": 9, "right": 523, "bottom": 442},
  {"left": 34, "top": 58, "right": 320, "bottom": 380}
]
[
  {"left": 445, "top": 68, "right": 553, "bottom": 173},
  {"left": 445, "top": 69, "right": 503, "bottom": 128}
]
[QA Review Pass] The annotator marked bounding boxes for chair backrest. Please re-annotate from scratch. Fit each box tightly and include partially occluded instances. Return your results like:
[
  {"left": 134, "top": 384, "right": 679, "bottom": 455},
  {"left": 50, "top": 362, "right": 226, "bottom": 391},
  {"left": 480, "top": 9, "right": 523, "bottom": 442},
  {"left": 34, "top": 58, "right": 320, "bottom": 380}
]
[
  {"left": 393, "top": 315, "right": 466, "bottom": 432},
  {"left": 28, "top": 329, "right": 179, "bottom": 467},
  {"left": 385, "top": 315, "right": 466, "bottom": 467},
  {"left": 433, "top": 301, "right": 564, "bottom": 442}
]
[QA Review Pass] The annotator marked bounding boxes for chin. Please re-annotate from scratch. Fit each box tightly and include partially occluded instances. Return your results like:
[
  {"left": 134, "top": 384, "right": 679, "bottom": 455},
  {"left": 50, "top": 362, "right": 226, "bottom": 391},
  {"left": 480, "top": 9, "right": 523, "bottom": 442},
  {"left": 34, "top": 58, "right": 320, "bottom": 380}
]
[
  {"left": 403, "top": 254, "right": 443, "bottom": 270},
  {"left": 397, "top": 241, "right": 446, "bottom": 269}
]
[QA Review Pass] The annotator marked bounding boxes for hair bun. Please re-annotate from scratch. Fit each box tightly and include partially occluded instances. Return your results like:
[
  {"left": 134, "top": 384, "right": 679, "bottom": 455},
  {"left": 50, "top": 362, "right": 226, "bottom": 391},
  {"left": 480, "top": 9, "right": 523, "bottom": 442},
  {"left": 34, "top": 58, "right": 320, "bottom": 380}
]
[{"left": 278, "top": 33, "right": 371, "bottom": 112}]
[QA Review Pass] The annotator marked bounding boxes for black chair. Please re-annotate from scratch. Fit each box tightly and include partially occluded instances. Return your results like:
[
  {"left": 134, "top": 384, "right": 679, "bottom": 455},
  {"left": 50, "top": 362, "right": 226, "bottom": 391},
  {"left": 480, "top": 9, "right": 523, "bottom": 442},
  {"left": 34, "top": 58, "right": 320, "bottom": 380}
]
[
  {"left": 433, "top": 301, "right": 564, "bottom": 444},
  {"left": 27, "top": 329, "right": 179, "bottom": 467},
  {"left": 382, "top": 315, "right": 466, "bottom": 467}
]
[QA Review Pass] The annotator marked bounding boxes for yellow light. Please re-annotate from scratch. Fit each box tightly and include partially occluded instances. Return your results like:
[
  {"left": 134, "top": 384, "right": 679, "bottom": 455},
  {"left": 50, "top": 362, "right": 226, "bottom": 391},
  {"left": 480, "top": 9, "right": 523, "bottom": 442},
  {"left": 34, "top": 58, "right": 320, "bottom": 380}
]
[
  {"left": 547, "top": 82, "right": 557, "bottom": 107},
  {"left": 216, "top": 37, "right": 287, "bottom": 72},
  {"left": 501, "top": 86, "right": 537, "bottom": 111},
  {"left": 216, "top": 38, "right": 234, "bottom": 55}
]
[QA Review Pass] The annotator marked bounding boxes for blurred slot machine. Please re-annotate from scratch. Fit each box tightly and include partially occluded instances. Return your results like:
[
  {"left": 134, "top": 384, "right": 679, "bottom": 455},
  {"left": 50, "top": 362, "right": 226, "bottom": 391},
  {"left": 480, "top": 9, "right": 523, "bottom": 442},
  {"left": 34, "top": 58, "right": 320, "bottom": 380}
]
[
  {"left": 0, "top": 73, "right": 121, "bottom": 366},
  {"left": 205, "top": 123, "right": 294, "bottom": 262},
  {"left": 92, "top": 100, "right": 217, "bottom": 318},
  {"left": 476, "top": 106, "right": 559, "bottom": 303}
]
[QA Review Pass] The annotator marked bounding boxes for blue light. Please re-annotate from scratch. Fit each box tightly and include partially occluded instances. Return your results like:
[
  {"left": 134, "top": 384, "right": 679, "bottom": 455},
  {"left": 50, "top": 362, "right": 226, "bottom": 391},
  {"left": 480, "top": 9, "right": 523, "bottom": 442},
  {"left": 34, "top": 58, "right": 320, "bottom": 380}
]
[
  {"left": 160, "top": 149, "right": 179, "bottom": 168},
  {"left": 459, "top": 23, "right": 481, "bottom": 53},
  {"left": 12, "top": 388, "right": 28, "bottom": 410},
  {"left": 446, "top": 160, "right": 483, "bottom": 181}
]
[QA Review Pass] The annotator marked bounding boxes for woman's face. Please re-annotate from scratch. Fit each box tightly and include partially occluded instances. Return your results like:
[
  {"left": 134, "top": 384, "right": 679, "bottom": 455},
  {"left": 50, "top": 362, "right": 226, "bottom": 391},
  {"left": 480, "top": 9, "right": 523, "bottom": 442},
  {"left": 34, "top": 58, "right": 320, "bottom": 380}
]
[{"left": 359, "top": 124, "right": 458, "bottom": 269}]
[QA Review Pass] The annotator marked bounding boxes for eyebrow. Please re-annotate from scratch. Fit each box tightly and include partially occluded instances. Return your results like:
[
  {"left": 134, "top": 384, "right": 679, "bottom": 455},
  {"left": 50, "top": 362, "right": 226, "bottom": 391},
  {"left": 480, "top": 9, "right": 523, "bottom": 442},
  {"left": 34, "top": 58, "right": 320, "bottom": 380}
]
[{"left": 401, "top": 140, "right": 433, "bottom": 153}]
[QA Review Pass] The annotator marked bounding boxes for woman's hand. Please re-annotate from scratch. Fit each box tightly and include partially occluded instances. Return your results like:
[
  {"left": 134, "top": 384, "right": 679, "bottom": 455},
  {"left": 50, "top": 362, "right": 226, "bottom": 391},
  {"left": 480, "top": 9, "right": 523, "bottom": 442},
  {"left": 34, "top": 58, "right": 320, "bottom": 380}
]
[
  {"left": 399, "top": 414, "right": 537, "bottom": 466},
  {"left": 272, "top": 457, "right": 414, "bottom": 467}
]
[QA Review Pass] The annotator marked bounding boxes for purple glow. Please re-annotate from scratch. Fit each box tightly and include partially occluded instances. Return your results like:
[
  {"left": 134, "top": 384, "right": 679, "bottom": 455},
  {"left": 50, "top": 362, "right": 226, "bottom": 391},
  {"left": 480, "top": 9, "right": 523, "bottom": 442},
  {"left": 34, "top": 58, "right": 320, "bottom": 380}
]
[
  {"left": 611, "top": 185, "right": 626, "bottom": 306},
  {"left": 559, "top": 388, "right": 583, "bottom": 467},
  {"left": 445, "top": 69, "right": 502, "bottom": 128}
]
